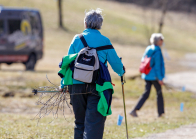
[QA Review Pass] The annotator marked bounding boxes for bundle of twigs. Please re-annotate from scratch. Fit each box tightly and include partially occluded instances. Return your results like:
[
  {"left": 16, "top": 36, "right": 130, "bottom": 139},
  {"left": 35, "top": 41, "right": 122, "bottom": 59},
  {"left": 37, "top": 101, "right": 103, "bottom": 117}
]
[
  {"left": 32, "top": 75, "right": 99, "bottom": 124},
  {"left": 32, "top": 76, "right": 72, "bottom": 124},
  {"left": 35, "top": 86, "right": 71, "bottom": 120}
]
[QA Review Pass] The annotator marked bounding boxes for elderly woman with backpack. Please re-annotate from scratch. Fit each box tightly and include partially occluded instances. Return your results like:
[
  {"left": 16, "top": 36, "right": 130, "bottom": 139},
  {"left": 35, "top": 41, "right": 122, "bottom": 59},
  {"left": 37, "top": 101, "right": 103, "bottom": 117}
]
[
  {"left": 130, "top": 33, "right": 165, "bottom": 118},
  {"left": 59, "top": 8, "right": 125, "bottom": 139}
]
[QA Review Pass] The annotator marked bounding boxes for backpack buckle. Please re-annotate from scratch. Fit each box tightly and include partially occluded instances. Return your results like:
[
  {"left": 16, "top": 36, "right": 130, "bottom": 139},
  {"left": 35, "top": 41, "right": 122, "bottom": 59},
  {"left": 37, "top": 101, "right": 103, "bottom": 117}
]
[{"left": 87, "top": 46, "right": 92, "bottom": 50}]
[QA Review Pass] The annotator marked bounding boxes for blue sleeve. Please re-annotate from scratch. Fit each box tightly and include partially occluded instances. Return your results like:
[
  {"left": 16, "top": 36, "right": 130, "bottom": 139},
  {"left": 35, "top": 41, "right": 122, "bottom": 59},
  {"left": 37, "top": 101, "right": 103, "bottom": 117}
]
[
  {"left": 154, "top": 52, "right": 163, "bottom": 81},
  {"left": 60, "top": 78, "right": 64, "bottom": 89},
  {"left": 68, "top": 35, "right": 77, "bottom": 55},
  {"left": 107, "top": 48, "right": 124, "bottom": 76}
]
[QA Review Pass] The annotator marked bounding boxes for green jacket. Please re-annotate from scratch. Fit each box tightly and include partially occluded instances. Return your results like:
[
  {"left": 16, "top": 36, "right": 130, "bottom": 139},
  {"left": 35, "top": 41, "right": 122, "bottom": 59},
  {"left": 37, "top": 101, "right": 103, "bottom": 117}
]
[
  {"left": 58, "top": 53, "right": 78, "bottom": 87},
  {"left": 96, "top": 82, "right": 114, "bottom": 116}
]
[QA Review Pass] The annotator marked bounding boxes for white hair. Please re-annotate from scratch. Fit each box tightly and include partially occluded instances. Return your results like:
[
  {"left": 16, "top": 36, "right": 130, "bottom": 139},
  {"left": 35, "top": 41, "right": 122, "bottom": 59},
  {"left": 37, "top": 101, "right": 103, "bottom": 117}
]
[
  {"left": 150, "top": 33, "right": 164, "bottom": 45},
  {"left": 84, "top": 8, "right": 103, "bottom": 30}
]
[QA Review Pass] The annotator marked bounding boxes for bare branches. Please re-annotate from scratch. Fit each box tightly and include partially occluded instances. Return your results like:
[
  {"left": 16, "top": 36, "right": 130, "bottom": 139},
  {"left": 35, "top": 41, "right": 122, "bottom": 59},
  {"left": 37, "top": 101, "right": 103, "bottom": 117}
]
[
  {"left": 32, "top": 86, "right": 71, "bottom": 125},
  {"left": 32, "top": 86, "right": 99, "bottom": 125},
  {"left": 32, "top": 75, "right": 99, "bottom": 125},
  {"left": 46, "top": 74, "right": 59, "bottom": 88}
]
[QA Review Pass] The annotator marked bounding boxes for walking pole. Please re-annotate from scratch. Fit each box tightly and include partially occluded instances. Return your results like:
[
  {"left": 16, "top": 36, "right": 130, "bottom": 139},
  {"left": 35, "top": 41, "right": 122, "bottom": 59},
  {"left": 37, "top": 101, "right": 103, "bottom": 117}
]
[{"left": 120, "top": 58, "right": 129, "bottom": 139}]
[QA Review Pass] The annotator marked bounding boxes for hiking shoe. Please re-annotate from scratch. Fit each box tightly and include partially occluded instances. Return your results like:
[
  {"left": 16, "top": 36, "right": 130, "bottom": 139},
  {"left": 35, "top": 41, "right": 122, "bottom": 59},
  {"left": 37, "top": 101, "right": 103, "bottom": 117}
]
[{"left": 130, "top": 110, "right": 138, "bottom": 117}]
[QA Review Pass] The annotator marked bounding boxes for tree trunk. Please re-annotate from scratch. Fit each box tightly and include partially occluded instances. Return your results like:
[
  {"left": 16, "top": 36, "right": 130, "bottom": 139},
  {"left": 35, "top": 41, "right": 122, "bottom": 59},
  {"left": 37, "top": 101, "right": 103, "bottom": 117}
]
[
  {"left": 58, "top": 0, "right": 63, "bottom": 28},
  {"left": 158, "top": 0, "right": 169, "bottom": 33}
]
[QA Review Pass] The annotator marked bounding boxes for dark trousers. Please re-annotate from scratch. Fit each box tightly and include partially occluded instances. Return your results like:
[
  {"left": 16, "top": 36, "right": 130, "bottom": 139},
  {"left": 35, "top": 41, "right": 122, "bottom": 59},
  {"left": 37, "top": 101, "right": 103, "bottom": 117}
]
[
  {"left": 134, "top": 80, "right": 164, "bottom": 116},
  {"left": 68, "top": 84, "right": 106, "bottom": 139}
]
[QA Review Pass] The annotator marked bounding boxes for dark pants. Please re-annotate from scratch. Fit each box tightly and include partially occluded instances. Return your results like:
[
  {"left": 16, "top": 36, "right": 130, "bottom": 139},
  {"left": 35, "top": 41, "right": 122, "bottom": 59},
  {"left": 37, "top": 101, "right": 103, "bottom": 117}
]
[
  {"left": 69, "top": 84, "right": 106, "bottom": 139},
  {"left": 134, "top": 80, "right": 164, "bottom": 116}
]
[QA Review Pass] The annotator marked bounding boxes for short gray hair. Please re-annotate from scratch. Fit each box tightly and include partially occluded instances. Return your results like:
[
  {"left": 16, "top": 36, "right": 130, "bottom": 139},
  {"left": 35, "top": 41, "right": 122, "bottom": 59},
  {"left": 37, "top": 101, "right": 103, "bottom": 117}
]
[
  {"left": 84, "top": 8, "right": 103, "bottom": 30},
  {"left": 150, "top": 33, "right": 164, "bottom": 45}
]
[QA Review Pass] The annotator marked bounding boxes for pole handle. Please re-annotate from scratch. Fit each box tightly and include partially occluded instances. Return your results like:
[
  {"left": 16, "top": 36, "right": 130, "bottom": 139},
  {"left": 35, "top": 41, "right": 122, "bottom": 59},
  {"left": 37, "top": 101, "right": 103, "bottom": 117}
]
[{"left": 120, "top": 57, "right": 124, "bottom": 83}]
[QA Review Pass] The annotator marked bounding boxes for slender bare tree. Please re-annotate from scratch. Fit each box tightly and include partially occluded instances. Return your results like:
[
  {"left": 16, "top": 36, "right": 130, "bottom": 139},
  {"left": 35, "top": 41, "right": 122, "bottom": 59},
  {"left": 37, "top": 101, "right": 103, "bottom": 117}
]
[
  {"left": 57, "top": 0, "right": 64, "bottom": 28},
  {"left": 158, "top": 0, "right": 169, "bottom": 33},
  {"left": 142, "top": 0, "right": 175, "bottom": 43}
]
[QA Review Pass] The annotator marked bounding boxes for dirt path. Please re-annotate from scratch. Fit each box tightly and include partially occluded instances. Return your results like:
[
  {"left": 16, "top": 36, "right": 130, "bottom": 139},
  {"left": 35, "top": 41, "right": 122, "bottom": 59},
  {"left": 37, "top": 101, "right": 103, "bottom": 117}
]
[
  {"left": 164, "top": 71, "right": 196, "bottom": 93},
  {"left": 135, "top": 123, "right": 196, "bottom": 139},
  {"left": 164, "top": 53, "right": 196, "bottom": 93}
]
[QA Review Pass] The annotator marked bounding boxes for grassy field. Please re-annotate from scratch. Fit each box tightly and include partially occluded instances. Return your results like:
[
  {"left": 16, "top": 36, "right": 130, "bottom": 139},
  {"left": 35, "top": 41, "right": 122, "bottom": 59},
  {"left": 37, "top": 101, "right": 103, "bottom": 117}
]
[
  {"left": 1, "top": 0, "right": 196, "bottom": 138},
  {"left": 0, "top": 76, "right": 196, "bottom": 138}
]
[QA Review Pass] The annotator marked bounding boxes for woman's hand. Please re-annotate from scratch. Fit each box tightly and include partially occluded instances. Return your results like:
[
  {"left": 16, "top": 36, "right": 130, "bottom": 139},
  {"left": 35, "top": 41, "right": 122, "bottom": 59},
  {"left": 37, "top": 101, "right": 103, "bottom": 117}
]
[
  {"left": 158, "top": 80, "right": 164, "bottom": 85},
  {"left": 59, "top": 86, "right": 63, "bottom": 92}
]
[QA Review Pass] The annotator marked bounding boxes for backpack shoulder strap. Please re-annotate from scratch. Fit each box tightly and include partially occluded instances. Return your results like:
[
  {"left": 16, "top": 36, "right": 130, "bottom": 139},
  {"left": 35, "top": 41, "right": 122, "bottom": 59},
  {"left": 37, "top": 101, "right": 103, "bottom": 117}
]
[
  {"left": 79, "top": 34, "right": 114, "bottom": 51},
  {"left": 96, "top": 45, "right": 114, "bottom": 64},
  {"left": 96, "top": 45, "right": 114, "bottom": 51},
  {"left": 79, "top": 34, "right": 88, "bottom": 47}
]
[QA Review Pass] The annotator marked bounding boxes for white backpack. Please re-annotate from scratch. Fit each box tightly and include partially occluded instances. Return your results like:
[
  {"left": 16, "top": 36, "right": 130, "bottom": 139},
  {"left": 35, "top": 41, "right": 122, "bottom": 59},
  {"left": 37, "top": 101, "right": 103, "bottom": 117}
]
[{"left": 73, "top": 34, "right": 114, "bottom": 83}]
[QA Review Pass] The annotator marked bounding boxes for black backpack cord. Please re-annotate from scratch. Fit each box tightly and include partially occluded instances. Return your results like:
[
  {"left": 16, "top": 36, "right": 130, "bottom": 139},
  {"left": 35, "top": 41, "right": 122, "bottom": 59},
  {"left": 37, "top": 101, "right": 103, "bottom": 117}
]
[{"left": 79, "top": 34, "right": 88, "bottom": 47}]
